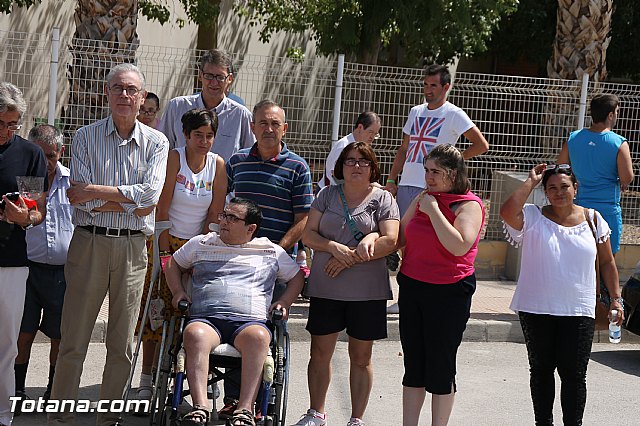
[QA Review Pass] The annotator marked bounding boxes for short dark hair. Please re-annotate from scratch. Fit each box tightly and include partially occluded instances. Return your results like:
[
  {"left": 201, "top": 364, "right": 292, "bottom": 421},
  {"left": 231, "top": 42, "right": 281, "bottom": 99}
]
[
  {"left": 425, "top": 144, "right": 470, "bottom": 194},
  {"left": 252, "top": 99, "right": 283, "bottom": 120},
  {"left": 145, "top": 92, "right": 160, "bottom": 109},
  {"left": 424, "top": 64, "right": 451, "bottom": 86},
  {"left": 542, "top": 165, "right": 577, "bottom": 189},
  {"left": 354, "top": 111, "right": 381, "bottom": 130},
  {"left": 181, "top": 108, "right": 218, "bottom": 137},
  {"left": 333, "top": 141, "right": 381, "bottom": 183},
  {"left": 229, "top": 197, "right": 262, "bottom": 237},
  {"left": 590, "top": 94, "right": 619, "bottom": 123},
  {"left": 199, "top": 49, "right": 233, "bottom": 75}
]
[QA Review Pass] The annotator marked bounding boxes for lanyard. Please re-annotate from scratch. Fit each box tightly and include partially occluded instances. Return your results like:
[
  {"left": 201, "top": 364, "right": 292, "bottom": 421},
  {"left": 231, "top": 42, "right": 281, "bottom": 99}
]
[{"left": 337, "top": 185, "right": 364, "bottom": 242}]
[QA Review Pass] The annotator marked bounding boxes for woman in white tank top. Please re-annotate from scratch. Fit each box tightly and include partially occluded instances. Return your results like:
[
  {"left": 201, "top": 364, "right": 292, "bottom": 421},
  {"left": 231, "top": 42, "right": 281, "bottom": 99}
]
[{"left": 135, "top": 109, "right": 227, "bottom": 400}]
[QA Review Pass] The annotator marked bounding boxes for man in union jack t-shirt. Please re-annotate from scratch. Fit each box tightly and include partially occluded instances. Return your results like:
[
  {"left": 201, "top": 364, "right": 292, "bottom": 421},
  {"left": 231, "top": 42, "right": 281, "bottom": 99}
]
[{"left": 384, "top": 64, "right": 489, "bottom": 217}]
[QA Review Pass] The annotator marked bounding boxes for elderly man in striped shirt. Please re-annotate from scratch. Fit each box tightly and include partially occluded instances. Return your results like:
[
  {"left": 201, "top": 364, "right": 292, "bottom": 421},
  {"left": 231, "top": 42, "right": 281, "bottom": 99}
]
[{"left": 48, "top": 63, "right": 169, "bottom": 426}]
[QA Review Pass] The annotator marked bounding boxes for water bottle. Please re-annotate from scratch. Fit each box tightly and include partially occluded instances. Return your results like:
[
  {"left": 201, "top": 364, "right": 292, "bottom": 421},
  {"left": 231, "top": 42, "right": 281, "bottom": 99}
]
[{"left": 609, "top": 309, "right": 621, "bottom": 344}]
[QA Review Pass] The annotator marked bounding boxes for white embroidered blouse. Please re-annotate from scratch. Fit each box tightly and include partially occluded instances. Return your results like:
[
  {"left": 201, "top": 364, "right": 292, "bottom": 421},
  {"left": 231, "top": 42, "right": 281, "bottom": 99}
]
[{"left": 504, "top": 204, "right": 611, "bottom": 318}]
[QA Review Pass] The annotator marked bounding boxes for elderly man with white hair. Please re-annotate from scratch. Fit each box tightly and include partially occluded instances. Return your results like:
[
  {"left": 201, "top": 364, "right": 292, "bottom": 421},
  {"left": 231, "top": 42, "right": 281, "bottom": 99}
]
[
  {"left": 0, "top": 81, "right": 48, "bottom": 426},
  {"left": 48, "top": 63, "right": 169, "bottom": 426}
]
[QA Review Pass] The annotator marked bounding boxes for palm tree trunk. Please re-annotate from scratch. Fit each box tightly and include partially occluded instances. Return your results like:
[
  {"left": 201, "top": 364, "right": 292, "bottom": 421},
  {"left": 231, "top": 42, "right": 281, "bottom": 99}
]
[
  {"left": 547, "top": 0, "right": 613, "bottom": 81},
  {"left": 64, "top": 0, "right": 140, "bottom": 132},
  {"left": 543, "top": 0, "right": 613, "bottom": 155}
]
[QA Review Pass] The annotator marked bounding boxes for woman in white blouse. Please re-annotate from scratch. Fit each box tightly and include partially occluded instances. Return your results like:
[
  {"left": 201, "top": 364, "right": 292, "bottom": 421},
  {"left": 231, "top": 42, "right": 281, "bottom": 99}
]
[{"left": 500, "top": 163, "right": 624, "bottom": 426}]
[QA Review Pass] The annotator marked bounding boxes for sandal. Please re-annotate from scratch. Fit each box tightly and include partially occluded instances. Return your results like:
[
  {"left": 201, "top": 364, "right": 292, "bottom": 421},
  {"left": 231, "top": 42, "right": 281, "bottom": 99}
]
[
  {"left": 182, "top": 405, "right": 209, "bottom": 425},
  {"left": 231, "top": 408, "right": 255, "bottom": 426}
]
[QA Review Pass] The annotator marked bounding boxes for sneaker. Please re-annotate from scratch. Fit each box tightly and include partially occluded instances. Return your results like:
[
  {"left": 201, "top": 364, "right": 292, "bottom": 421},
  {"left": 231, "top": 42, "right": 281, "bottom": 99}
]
[
  {"left": 291, "top": 409, "right": 327, "bottom": 426},
  {"left": 218, "top": 398, "right": 238, "bottom": 419},
  {"left": 347, "top": 417, "right": 365, "bottom": 426},
  {"left": 132, "top": 386, "right": 152, "bottom": 416}
]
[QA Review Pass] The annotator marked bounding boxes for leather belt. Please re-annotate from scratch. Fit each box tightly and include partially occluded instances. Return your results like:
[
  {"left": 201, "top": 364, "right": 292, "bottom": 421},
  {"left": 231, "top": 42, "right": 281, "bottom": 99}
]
[{"left": 80, "top": 225, "right": 143, "bottom": 237}]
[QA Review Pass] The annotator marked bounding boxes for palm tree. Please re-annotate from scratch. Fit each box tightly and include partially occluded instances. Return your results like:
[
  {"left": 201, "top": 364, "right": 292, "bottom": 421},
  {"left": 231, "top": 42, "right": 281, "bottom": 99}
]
[
  {"left": 543, "top": 0, "right": 613, "bottom": 156},
  {"left": 64, "top": 0, "right": 140, "bottom": 131},
  {"left": 547, "top": 0, "right": 613, "bottom": 81}
]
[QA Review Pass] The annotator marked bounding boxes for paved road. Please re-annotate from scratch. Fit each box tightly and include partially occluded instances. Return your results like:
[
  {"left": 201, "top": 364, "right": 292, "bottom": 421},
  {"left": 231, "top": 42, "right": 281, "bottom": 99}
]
[{"left": 13, "top": 341, "right": 640, "bottom": 425}]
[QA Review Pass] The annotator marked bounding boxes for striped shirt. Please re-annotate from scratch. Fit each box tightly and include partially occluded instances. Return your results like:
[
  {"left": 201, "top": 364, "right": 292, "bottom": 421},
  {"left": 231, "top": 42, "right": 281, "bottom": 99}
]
[
  {"left": 227, "top": 143, "right": 313, "bottom": 243},
  {"left": 71, "top": 117, "right": 169, "bottom": 235}
]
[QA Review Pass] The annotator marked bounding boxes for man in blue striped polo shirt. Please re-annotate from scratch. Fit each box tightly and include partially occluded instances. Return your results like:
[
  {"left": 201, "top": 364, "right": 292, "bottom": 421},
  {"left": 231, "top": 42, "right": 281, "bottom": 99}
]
[
  {"left": 223, "top": 99, "right": 312, "bottom": 418},
  {"left": 227, "top": 99, "right": 313, "bottom": 250}
]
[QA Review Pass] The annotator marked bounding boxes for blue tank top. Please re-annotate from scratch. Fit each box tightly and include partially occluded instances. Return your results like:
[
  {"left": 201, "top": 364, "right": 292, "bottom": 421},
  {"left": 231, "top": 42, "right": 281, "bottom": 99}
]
[{"left": 567, "top": 128, "right": 625, "bottom": 211}]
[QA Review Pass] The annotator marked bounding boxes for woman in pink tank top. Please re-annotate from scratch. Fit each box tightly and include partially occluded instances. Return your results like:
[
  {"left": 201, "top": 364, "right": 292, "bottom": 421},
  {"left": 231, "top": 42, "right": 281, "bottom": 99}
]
[{"left": 397, "top": 144, "right": 485, "bottom": 426}]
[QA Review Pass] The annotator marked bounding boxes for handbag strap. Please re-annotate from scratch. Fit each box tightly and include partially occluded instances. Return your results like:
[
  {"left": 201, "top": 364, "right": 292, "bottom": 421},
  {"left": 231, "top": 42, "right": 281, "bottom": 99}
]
[
  {"left": 584, "top": 208, "right": 601, "bottom": 298},
  {"left": 337, "top": 185, "right": 364, "bottom": 242}
]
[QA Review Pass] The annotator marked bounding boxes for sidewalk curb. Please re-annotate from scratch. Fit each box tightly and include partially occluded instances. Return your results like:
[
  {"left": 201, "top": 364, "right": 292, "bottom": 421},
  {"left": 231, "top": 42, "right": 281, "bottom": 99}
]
[{"left": 38, "top": 315, "right": 640, "bottom": 345}]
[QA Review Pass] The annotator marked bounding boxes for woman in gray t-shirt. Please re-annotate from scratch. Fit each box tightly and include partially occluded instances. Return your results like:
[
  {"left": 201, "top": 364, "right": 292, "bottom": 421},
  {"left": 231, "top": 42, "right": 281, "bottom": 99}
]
[{"left": 294, "top": 142, "right": 400, "bottom": 426}]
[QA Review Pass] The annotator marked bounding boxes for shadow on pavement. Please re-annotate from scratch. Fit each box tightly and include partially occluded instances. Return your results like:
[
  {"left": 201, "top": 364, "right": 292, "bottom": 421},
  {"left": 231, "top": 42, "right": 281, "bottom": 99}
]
[{"left": 590, "top": 349, "right": 640, "bottom": 377}]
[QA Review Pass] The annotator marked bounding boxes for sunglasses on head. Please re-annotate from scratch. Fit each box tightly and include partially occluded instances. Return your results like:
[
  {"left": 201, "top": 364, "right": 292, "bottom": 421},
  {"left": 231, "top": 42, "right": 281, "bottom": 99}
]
[{"left": 544, "top": 164, "right": 571, "bottom": 172}]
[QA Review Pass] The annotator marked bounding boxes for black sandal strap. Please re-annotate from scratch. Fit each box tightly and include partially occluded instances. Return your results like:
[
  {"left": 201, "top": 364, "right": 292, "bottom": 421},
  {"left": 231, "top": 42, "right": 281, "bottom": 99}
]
[
  {"left": 231, "top": 408, "right": 255, "bottom": 426},
  {"left": 182, "top": 405, "right": 209, "bottom": 425}
]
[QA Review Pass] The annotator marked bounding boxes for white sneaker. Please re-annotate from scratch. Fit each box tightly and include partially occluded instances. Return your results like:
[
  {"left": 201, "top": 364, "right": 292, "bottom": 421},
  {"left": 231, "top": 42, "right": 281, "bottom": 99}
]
[
  {"left": 291, "top": 409, "right": 327, "bottom": 426},
  {"left": 347, "top": 417, "right": 365, "bottom": 426}
]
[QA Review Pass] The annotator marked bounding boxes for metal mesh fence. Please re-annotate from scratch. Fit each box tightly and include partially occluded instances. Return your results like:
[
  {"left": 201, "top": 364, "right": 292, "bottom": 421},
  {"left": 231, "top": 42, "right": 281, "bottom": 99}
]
[{"left": 2, "top": 29, "right": 639, "bottom": 241}]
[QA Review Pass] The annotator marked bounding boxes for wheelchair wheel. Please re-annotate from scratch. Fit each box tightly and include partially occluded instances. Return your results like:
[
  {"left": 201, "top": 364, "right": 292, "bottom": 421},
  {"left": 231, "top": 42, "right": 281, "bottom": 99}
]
[
  {"left": 271, "top": 326, "right": 290, "bottom": 426},
  {"left": 150, "top": 316, "right": 177, "bottom": 426}
]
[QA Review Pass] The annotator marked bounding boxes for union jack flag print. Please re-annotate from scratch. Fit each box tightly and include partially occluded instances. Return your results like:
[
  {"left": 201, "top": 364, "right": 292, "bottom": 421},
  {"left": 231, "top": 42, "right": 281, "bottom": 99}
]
[{"left": 406, "top": 116, "right": 445, "bottom": 164}]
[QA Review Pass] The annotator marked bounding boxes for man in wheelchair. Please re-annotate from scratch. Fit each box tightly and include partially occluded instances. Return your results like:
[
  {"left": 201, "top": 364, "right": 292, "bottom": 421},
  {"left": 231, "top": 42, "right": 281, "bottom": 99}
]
[{"left": 164, "top": 198, "right": 304, "bottom": 426}]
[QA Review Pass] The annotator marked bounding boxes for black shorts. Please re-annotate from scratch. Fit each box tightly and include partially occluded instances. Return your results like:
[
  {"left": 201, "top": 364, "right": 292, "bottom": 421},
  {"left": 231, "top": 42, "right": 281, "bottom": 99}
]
[
  {"left": 20, "top": 261, "right": 66, "bottom": 339},
  {"left": 187, "top": 316, "right": 271, "bottom": 346},
  {"left": 306, "top": 297, "right": 387, "bottom": 341},
  {"left": 398, "top": 272, "right": 475, "bottom": 395}
]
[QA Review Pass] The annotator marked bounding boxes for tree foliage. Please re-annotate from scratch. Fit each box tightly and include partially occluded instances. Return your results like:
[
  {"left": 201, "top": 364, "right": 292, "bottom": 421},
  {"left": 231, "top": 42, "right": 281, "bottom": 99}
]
[
  {"left": 1, "top": 0, "right": 219, "bottom": 27},
  {"left": 233, "top": 0, "right": 518, "bottom": 65}
]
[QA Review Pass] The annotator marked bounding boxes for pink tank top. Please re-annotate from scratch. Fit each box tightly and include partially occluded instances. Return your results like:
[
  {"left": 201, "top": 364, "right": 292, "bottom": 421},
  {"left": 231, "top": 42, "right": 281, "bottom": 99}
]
[{"left": 400, "top": 191, "right": 485, "bottom": 284}]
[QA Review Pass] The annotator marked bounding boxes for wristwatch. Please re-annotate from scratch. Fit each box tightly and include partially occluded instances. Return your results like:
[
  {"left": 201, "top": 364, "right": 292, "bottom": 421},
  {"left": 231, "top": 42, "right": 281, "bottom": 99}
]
[
  {"left": 21, "top": 212, "right": 34, "bottom": 231},
  {"left": 611, "top": 297, "right": 624, "bottom": 306}
]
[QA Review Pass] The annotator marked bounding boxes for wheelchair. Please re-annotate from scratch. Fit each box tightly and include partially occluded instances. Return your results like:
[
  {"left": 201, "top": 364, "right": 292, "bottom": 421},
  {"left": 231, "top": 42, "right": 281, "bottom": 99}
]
[{"left": 148, "top": 301, "right": 291, "bottom": 426}]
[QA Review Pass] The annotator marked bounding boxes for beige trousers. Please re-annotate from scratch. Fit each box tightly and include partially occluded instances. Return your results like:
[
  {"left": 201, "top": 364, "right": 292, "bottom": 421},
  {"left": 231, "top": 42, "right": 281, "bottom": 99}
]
[{"left": 48, "top": 228, "right": 147, "bottom": 426}]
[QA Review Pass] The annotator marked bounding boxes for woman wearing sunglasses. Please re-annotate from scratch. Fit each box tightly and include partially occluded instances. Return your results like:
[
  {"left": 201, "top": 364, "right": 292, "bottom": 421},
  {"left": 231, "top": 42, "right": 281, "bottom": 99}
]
[
  {"left": 296, "top": 142, "right": 399, "bottom": 426},
  {"left": 133, "top": 108, "right": 227, "bottom": 406},
  {"left": 500, "top": 163, "right": 624, "bottom": 426}
]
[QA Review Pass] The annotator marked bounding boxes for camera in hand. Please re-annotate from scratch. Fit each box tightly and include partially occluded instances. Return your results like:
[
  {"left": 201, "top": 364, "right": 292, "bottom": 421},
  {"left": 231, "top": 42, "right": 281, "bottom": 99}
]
[{"left": 0, "top": 192, "right": 20, "bottom": 211}]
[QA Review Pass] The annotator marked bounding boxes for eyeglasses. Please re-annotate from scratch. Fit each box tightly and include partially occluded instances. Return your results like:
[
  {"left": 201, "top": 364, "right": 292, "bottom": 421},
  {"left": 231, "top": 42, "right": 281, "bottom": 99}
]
[
  {"left": 218, "top": 212, "right": 247, "bottom": 224},
  {"left": 0, "top": 121, "right": 21, "bottom": 131},
  {"left": 343, "top": 158, "right": 372, "bottom": 167},
  {"left": 109, "top": 86, "right": 142, "bottom": 96},
  {"left": 202, "top": 73, "right": 229, "bottom": 82},
  {"left": 365, "top": 130, "right": 380, "bottom": 140},
  {"left": 139, "top": 108, "right": 158, "bottom": 115},
  {"left": 544, "top": 164, "right": 571, "bottom": 172}
]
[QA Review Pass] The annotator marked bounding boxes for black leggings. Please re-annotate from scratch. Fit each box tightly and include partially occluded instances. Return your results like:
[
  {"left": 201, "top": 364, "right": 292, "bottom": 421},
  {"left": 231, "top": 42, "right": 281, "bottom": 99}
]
[{"left": 519, "top": 312, "right": 595, "bottom": 426}]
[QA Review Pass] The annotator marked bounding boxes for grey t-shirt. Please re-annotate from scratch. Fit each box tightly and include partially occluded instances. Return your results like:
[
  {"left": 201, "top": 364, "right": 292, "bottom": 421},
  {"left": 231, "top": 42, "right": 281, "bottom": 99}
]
[{"left": 306, "top": 185, "right": 399, "bottom": 301}]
